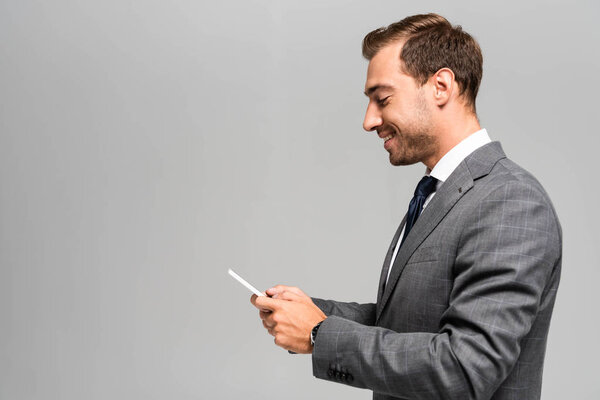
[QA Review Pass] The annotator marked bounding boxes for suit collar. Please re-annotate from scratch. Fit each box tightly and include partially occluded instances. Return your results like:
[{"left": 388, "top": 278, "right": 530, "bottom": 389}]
[
  {"left": 375, "top": 141, "right": 507, "bottom": 322},
  {"left": 464, "top": 141, "right": 506, "bottom": 180},
  {"left": 429, "top": 128, "right": 492, "bottom": 184}
]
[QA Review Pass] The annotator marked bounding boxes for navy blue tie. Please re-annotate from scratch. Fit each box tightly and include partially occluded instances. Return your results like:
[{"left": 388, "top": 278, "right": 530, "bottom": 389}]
[{"left": 400, "top": 175, "right": 438, "bottom": 247}]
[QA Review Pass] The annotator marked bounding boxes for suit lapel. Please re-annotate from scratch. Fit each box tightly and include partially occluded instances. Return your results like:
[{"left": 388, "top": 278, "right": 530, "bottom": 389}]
[
  {"left": 376, "top": 214, "right": 407, "bottom": 305},
  {"left": 375, "top": 141, "right": 507, "bottom": 323}
]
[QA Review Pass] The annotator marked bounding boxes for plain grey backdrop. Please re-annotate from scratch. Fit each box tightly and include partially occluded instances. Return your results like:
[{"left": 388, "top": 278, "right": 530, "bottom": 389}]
[{"left": 1, "top": 0, "right": 599, "bottom": 399}]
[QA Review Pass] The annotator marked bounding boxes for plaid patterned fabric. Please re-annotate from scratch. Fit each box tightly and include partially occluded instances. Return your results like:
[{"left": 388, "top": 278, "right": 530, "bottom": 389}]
[{"left": 311, "top": 142, "right": 562, "bottom": 400}]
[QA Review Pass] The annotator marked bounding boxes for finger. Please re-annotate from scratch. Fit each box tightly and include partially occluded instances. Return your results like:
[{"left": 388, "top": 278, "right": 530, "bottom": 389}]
[
  {"left": 274, "top": 335, "right": 289, "bottom": 350},
  {"left": 285, "top": 286, "right": 307, "bottom": 297},
  {"left": 265, "top": 286, "right": 284, "bottom": 297},
  {"left": 262, "top": 319, "right": 276, "bottom": 331},
  {"left": 252, "top": 295, "right": 279, "bottom": 312},
  {"left": 258, "top": 306, "right": 272, "bottom": 314},
  {"left": 276, "top": 290, "right": 304, "bottom": 302},
  {"left": 266, "top": 285, "right": 304, "bottom": 297},
  {"left": 251, "top": 293, "right": 276, "bottom": 307},
  {"left": 259, "top": 310, "right": 271, "bottom": 320},
  {"left": 261, "top": 320, "right": 276, "bottom": 336}
]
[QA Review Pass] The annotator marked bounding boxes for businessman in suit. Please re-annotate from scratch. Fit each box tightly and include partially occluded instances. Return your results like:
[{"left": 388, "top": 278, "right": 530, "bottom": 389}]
[{"left": 251, "top": 13, "right": 561, "bottom": 400}]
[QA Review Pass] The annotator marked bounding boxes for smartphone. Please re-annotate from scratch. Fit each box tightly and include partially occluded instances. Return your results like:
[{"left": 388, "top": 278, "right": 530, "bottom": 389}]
[{"left": 228, "top": 268, "right": 264, "bottom": 297}]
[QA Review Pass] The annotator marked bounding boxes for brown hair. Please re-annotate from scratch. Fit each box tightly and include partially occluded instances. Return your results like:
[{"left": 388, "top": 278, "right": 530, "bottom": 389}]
[{"left": 362, "top": 13, "right": 483, "bottom": 113}]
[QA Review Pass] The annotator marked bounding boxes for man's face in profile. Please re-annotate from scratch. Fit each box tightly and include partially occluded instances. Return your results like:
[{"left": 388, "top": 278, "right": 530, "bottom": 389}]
[{"left": 363, "top": 42, "right": 438, "bottom": 166}]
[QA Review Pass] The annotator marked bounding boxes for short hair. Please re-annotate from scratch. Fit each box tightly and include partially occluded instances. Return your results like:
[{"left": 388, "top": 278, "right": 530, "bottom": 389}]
[{"left": 362, "top": 13, "right": 483, "bottom": 113}]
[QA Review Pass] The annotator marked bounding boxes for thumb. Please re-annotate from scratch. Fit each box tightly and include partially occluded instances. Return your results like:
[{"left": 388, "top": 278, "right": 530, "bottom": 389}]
[
  {"left": 266, "top": 285, "right": 309, "bottom": 299},
  {"left": 271, "top": 289, "right": 313, "bottom": 306}
]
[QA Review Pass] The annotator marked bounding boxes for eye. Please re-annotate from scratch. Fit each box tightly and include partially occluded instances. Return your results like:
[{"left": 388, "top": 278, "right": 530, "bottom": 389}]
[{"left": 376, "top": 96, "right": 390, "bottom": 106}]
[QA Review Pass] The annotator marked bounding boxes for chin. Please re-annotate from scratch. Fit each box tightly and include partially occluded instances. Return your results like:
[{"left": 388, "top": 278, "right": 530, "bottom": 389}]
[
  {"left": 390, "top": 160, "right": 414, "bottom": 166},
  {"left": 389, "top": 156, "right": 407, "bottom": 166},
  {"left": 389, "top": 152, "right": 418, "bottom": 166}
]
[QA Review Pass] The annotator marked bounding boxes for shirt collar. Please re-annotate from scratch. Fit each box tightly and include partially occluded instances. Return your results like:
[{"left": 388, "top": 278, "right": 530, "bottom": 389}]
[{"left": 427, "top": 128, "right": 492, "bottom": 185}]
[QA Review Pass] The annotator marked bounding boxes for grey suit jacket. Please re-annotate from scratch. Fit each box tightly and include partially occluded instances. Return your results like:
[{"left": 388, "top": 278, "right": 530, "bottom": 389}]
[{"left": 311, "top": 142, "right": 562, "bottom": 400}]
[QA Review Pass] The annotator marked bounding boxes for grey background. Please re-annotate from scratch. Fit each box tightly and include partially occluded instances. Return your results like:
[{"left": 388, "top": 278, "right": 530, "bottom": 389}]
[{"left": 1, "top": 0, "right": 598, "bottom": 399}]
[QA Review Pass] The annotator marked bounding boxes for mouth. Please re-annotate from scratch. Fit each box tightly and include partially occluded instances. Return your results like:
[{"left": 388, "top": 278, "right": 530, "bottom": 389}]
[{"left": 381, "top": 132, "right": 395, "bottom": 150}]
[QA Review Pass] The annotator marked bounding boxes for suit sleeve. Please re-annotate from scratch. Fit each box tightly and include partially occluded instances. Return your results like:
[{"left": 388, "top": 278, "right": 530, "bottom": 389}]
[
  {"left": 311, "top": 181, "right": 562, "bottom": 400},
  {"left": 311, "top": 297, "right": 376, "bottom": 326}
]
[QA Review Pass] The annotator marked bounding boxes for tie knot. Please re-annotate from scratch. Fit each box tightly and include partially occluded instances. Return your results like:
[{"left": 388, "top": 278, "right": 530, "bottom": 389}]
[{"left": 414, "top": 175, "right": 438, "bottom": 198}]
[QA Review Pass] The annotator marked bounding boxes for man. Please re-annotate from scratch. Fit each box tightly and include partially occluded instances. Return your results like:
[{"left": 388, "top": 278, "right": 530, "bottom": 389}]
[{"left": 251, "top": 13, "right": 561, "bottom": 400}]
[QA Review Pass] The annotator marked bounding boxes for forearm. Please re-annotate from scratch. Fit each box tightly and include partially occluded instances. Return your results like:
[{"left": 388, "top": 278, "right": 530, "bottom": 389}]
[
  {"left": 312, "top": 316, "right": 476, "bottom": 400},
  {"left": 311, "top": 297, "right": 376, "bottom": 326}
]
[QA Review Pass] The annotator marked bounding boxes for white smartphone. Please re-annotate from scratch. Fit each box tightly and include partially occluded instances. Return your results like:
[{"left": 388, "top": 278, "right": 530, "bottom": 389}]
[{"left": 228, "top": 268, "right": 265, "bottom": 297}]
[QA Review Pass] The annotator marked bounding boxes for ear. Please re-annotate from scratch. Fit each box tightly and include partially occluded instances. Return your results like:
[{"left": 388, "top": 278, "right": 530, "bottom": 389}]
[{"left": 431, "top": 68, "right": 455, "bottom": 107}]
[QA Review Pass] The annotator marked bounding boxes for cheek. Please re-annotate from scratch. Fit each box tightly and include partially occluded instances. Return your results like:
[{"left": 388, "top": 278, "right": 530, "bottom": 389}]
[
  {"left": 384, "top": 109, "right": 408, "bottom": 131},
  {"left": 382, "top": 107, "right": 404, "bottom": 127},
  {"left": 385, "top": 99, "right": 411, "bottom": 123}
]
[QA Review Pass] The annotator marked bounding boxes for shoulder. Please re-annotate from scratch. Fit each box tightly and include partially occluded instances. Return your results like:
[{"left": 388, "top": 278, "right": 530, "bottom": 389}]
[
  {"left": 479, "top": 154, "right": 553, "bottom": 207},
  {"left": 465, "top": 142, "right": 556, "bottom": 208},
  {"left": 465, "top": 150, "right": 562, "bottom": 244}
]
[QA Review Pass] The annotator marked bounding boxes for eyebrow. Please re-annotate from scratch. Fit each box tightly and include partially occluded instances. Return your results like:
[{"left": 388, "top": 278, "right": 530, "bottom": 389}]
[{"left": 364, "top": 84, "right": 395, "bottom": 97}]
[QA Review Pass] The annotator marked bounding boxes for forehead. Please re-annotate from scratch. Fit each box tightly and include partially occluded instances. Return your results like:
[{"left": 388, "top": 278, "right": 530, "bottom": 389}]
[{"left": 365, "top": 41, "right": 410, "bottom": 93}]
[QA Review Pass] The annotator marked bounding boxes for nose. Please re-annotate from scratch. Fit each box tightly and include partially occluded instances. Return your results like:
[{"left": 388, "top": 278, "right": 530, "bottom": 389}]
[{"left": 363, "top": 101, "right": 383, "bottom": 132}]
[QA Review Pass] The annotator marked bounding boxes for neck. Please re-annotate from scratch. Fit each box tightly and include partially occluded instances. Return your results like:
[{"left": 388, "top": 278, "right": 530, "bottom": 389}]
[{"left": 423, "top": 112, "right": 481, "bottom": 170}]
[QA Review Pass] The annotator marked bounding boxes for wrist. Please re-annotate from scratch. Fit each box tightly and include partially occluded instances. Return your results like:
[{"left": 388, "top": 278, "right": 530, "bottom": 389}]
[{"left": 310, "top": 319, "right": 325, "bottom": 347}]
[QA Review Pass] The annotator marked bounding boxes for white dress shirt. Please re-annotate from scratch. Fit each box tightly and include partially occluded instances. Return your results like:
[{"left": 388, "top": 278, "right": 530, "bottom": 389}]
[{"left": 385, "top": 128, "right": 492, "bottom": 284}]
